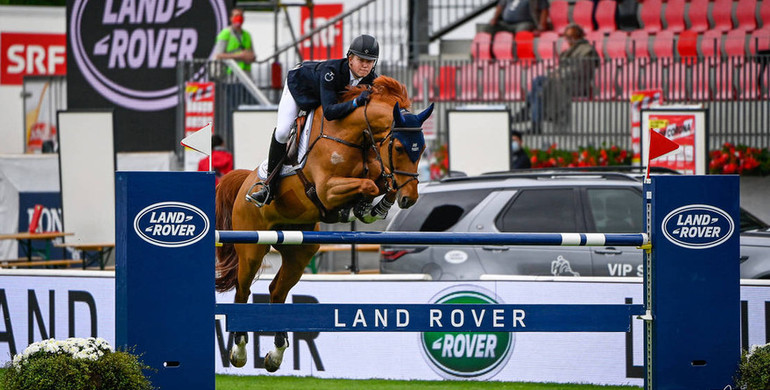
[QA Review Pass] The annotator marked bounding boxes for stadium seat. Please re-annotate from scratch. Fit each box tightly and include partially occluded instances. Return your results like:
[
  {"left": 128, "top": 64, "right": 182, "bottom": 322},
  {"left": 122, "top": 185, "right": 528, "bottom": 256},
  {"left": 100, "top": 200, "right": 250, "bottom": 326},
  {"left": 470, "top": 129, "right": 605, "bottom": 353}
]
[
  {"left": 437, "top": 65, "right": 457, "bottom": 101},
  {"left": 761, "top": 0, "right": 770, "bottom": 30},
  {"left": 630, "top": 30, "right": 650, "bottom": 58},
  {"left": 596, "top": 61, "right": 620, "bottom": 99},
  {"left": 725, "top": 29, "right": 748, "bottom": 58},
  {"left": 606, "top": 31, "right": 629, "bottom": 58},
  {"left": 677, "top": 30, "right": 699, "bottom": 58},
  {"left": 700, "top": 29, "right": 723, "bottom": 58},
  {"left": 586, "top": 30, "right": 606, "bottom": 59},
  {"left": 639, "top": 0, "right": 663, "bottom": 33},
  {"left": 595, "top": 0, "right": 617, "bottom": 33},
  {"left": 652, "top": 30, "right": 675, "bottom": 58},
  {"left": 735, "top": 0, "right": 757, "bottom": 31},
  {"left": 515, "top": 31, "right": 536, "bottom": 63},
  {"left": 458, "top": 63, "right": 478, "bottom": 101},
  {"left": 687, "top": 0, "right": 710, "bottom": 33},
  {"left": 492, "top": 31, "right": 515, "bottom": 60},
  {"left": 749, "top": 29, "right": 770, "bottom": 55},
  {"left": 605, "top": 32, "right": 630, "bottom": 98},
  {"left": 536, "top": 31, "right": 560, "bottom": 60},
  {"left": 549, "top": 0, "right": 571, "bottom": 34},
  {"left": 412, "top": 64, "right": 436, "bottom": 101},
  {"left": 711, "top": 0, "right": 734, "bottom": 32},
  {"left": 572, "top": 0, "right": 595, "bottom": 32},
  {"left": 471, "top": 32, "right": 493, "bottom": 60},
  {"left": 663, "top": 0, "right": 686, "bottom": 32}
]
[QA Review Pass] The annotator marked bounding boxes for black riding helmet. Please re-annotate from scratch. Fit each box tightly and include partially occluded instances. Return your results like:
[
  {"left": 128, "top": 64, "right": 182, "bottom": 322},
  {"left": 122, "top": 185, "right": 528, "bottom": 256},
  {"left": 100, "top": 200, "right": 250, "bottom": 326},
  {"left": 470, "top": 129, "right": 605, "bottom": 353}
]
[{"left": 347, "top": 34, "right": 379, "bottom": 61}]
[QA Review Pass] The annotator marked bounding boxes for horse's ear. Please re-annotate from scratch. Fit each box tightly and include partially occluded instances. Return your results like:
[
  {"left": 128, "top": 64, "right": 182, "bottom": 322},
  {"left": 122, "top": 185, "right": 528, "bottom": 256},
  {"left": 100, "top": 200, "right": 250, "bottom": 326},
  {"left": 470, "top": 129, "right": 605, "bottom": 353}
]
[
  {"left": 416, "top": 103, "right": 435, "bottom": 125},
  {"left": 392, "top": 102, "right": 405, "bottom": 124}
]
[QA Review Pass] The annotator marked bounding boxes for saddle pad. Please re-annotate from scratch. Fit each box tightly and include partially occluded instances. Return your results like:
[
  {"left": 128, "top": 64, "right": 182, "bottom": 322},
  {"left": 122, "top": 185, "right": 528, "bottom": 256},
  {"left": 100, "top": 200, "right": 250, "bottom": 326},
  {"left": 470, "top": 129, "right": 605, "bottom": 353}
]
[{"left": 258, "top": 111, "right": 313, "bottom": 180}]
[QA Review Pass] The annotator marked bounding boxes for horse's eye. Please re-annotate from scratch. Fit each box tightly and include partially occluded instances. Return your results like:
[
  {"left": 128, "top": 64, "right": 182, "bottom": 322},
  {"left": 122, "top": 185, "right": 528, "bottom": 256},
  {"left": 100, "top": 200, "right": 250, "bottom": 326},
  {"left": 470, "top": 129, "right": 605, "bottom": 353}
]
[{"left": 394, "top": 145, "right": 405, "bottom": 153}]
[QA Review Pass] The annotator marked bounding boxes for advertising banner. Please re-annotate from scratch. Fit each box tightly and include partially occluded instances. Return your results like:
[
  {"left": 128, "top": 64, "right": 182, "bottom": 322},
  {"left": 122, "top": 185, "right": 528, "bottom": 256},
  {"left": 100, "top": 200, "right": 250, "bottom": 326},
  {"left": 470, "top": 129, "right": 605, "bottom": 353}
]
[
  {"left": 184, "top": 82, "right": 215, "bottom": 171},
  {"left": 641, "top": 108, "right": 708, "bottom": 175},
  {"left": 1, "top": 275, "right": 769, "bottom": 386},
  {"left": 629, "top": 90, "right": 662, "bottom": 164},
  {"left": 66, "top": 0, "right": 230, "bottom": 152},
  {"left": 300, "top": 4, "right": 343, "bottom": 60},
  {"left": 0, "top": 32, "right": 66, "bottom": 86}
]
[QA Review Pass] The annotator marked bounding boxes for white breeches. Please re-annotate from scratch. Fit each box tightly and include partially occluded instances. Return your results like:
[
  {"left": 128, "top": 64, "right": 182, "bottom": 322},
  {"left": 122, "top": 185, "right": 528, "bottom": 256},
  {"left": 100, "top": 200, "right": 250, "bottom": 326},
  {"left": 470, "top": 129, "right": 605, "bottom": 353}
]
[{"left": 275, "top": 84, "right": 300, "bottom": 144}]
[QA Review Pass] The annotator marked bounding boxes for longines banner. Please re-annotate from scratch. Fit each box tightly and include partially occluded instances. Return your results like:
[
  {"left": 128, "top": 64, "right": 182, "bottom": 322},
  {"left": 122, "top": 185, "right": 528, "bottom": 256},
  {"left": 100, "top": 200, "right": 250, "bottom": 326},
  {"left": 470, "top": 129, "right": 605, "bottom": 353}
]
[{"left": 66, "top": 0, "right": 230, "bottom": 152}]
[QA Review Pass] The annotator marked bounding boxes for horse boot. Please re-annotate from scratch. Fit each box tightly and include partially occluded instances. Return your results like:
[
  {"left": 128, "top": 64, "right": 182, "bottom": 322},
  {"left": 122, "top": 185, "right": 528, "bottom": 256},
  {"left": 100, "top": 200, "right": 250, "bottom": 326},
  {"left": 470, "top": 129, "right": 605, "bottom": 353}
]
[{"left": 247, "top": 131, "right": 286, "bottom": 207}]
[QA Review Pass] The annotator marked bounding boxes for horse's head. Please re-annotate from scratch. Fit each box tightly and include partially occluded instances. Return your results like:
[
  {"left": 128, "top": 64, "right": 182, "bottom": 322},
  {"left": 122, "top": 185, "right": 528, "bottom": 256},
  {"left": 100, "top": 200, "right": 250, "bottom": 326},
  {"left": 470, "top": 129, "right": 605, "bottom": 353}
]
[{"left": 381, "top": 102, "right": 434, "bottom": 209}]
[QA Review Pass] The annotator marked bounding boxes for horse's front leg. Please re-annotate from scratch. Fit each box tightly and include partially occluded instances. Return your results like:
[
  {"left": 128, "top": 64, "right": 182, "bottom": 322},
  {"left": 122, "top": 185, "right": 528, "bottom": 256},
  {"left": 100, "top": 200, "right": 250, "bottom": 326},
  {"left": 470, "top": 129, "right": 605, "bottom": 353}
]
[
  {"left": 229, "top": 243, "right": 270, "bottom": 368},
  {"left": 319, "top": 176, "right": 380, "bottom": 211},
  {"left": 263, "top": 244, "right": 319, "bottom": 373}
]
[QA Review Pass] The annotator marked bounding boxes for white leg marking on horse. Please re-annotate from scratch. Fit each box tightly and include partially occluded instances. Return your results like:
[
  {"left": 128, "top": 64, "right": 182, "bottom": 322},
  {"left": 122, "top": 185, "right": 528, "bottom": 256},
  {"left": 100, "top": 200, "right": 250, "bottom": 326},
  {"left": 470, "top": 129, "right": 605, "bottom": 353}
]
[{"left": 330, "top": 151, "right": 345, "bottom": 165}]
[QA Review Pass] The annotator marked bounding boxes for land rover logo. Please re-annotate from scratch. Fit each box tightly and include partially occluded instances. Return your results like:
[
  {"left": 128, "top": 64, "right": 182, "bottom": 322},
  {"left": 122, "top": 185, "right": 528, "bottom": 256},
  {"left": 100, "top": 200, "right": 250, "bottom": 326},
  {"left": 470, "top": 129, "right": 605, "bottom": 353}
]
[
  {"left": 662, "top": 204, "right": 734, "bottom": 249},
  {"left": 69, "top": 0, "right": 228, "bottom": 111},
  {"left": 420, "top": 286, "right": 514, "bottom": 379},
  {"left": 133, "top": 201, "right": 209, "bottom": 247}
]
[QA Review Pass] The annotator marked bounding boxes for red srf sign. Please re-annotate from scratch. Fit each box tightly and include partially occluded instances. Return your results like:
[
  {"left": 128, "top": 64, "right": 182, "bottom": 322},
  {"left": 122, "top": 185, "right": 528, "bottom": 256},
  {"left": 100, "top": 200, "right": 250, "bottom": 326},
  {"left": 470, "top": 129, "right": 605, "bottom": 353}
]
[
  {"left": 1, "top": 33, "right": 66, "bottom": 85},
  {"left": 300, "top": 4, "right": 344, "bottom": 60}
]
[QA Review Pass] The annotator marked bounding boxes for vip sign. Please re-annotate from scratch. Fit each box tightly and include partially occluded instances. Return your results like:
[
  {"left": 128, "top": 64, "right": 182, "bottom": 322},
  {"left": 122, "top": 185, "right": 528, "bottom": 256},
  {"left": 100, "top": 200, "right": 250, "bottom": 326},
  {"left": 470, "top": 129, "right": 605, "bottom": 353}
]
[
  {"left": 67, "top": 0, "right": 229, "bottom": 111},
  {"left": 0, "top": 33, "right": 66, "bottom": 85},
  {"left": 300, "top": 3, "right": 343, "bottom": 60}
]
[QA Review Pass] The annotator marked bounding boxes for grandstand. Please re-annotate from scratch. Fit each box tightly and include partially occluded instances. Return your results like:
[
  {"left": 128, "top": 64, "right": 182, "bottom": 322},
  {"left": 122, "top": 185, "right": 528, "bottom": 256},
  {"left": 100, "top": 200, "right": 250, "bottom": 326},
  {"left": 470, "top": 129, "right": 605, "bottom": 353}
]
[{"left": 181, "top": 0, "right": 770, "bottom": 151}]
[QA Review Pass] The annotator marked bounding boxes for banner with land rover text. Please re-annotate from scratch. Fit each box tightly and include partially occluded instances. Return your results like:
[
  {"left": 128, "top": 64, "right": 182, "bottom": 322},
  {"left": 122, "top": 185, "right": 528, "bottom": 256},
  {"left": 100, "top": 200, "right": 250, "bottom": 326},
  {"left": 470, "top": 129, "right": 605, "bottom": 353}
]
[{"left": 66, "top": 0, "right": 231, "bottom": 152}]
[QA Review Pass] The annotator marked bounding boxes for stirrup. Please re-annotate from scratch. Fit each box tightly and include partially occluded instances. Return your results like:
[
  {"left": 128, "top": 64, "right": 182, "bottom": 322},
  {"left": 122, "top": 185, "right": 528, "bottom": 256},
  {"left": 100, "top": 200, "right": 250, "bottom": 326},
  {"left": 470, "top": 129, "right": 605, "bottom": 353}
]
[{"left": 245, "top": 182, "right": 271, "bottom": 207}]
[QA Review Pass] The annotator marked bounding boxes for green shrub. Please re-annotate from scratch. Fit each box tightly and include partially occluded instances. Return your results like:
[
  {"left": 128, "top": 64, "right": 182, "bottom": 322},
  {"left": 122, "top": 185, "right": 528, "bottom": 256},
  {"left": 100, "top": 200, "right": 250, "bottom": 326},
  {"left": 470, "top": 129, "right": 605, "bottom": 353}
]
[
  {"left": 2, "top": 337, "right": 153, "bottom": 390},
  {"left": 736, "top": 343, "right": 770, "bottom": 390}
]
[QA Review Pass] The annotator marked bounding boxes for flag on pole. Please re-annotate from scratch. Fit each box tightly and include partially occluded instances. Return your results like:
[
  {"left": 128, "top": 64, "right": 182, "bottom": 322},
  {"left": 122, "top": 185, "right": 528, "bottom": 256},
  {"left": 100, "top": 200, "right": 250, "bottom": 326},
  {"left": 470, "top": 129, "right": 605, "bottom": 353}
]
[
  {"left": 646, "top": 129, "right": 681, "bottom": 178},
  {"left": 181, "top": 123, "right": 213, "bottom": 171}
]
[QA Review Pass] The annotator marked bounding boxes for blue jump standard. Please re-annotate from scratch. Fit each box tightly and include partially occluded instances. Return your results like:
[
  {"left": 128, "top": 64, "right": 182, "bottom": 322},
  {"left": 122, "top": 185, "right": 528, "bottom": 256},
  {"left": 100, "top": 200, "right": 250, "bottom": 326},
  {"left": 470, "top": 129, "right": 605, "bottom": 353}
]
[{"left": 216, "top": 230, "right": 649, "bottom": 247}]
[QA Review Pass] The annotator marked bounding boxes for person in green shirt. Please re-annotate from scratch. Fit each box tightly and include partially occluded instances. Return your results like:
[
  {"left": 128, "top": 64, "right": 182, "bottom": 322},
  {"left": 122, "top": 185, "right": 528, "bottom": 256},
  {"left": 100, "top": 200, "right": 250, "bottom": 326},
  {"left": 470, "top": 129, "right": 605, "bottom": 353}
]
[{"left": 213, "top": 8, "right": 255, "bottom": 71}]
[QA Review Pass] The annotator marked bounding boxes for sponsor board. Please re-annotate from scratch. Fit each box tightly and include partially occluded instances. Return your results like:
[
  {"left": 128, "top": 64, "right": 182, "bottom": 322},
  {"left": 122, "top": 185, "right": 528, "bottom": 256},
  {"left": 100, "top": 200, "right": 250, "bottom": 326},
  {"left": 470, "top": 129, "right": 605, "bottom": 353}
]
[
  {"left": 133, "top": 201, "right": 209, "bottom": 247},
  {"left": 662, "top": 204, "right": 734, "bottom": 249},
  {"left": 0, "top": 32, "right": 66, "bottom": 85}
]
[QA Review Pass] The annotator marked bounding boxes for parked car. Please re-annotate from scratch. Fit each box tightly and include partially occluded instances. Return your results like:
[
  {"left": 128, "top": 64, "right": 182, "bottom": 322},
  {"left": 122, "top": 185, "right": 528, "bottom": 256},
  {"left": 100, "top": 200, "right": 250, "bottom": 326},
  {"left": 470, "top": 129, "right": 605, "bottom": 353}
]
[{"left": 380, "top": 169, "right": 770, "bottom": 280}]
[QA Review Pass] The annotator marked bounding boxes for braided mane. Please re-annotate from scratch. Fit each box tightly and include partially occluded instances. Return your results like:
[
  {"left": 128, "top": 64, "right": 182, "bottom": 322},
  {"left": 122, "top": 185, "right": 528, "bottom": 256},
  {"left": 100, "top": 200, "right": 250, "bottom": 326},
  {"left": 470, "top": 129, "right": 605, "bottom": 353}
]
[{"left": 341, "top": 75, "right": 411, "bottom": 109}]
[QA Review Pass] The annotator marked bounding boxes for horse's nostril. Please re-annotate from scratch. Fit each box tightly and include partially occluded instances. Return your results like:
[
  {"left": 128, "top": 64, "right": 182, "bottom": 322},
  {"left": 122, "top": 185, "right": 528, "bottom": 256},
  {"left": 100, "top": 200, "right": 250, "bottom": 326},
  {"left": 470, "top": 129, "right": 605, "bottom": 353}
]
[{"left": 399, "top": 197, "right": 412, "bottom": 208}]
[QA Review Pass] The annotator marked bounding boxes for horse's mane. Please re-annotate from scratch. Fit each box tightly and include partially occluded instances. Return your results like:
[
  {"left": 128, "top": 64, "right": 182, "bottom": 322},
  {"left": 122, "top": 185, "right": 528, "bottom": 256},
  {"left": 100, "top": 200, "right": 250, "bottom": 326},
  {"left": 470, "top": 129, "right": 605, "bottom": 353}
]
[{"left": 341, "top": 76, "right": 411, "bottom": 110}]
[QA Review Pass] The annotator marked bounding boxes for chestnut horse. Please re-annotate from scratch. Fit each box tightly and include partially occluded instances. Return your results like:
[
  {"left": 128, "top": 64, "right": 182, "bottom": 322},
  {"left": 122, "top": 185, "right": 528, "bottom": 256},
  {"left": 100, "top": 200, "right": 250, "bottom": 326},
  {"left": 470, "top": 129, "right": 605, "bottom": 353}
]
[{"left": 215, "top": 76, "right": 434, "bottom": 371}]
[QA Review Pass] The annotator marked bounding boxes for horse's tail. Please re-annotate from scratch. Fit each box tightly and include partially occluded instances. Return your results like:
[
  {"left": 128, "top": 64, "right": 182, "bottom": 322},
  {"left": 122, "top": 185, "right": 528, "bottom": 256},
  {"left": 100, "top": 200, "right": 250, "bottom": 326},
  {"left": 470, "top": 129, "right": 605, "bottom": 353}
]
[{"left": 215, "top": 169, "right": 251, "bottom": 292}]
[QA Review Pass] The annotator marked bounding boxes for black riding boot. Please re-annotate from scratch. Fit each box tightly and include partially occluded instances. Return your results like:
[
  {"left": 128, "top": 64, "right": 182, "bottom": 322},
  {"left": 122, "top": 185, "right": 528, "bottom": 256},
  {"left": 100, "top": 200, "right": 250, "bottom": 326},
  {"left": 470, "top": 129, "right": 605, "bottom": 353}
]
[{"left": 248, "top": 131, "right": 286, "bottom": 206}]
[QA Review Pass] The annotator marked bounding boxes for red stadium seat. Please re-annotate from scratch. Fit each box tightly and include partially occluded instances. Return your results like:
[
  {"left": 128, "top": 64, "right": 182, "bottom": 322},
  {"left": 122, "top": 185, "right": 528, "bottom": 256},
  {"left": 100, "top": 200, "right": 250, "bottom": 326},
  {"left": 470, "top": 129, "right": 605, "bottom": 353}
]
[
  {"left": 639, "top": 0, "right": 664, "bottom": 33},
  {"left": 515, "top": 31, "right": 536, "bottom": 63},
  {"left": 630, "top": 30, "right": 650, "bottom": 58},
  {"left": 549, "top": 0, "right": 571, "bottom": 34},
  {"left": 711, "top": 0, "right": 734, "bottom": 32},
  {"left": 536, "top": 31, "right": 560, "bottom": 60},
  {"left": 596, "top": 61, "right": 619, "bottom": 99},
  {"left": 677, "top": 30, "right": 699, "bottom": 58},
  {"left": 492, "top": 31, "right": 515, "bottom": 60},
  {"left": 437, "top": 65, "right": 457, "bottom": 101},
  {"left": 663, "top": 0, "right": 686, "bottom": 32},
  {"left": 735, "top": 0, "right": 757, "bottom": 31},
  {"left": 700, "top": 30, "right": 723, "bottom": 58},
  {"left": 687, "top": 0, "right": 710, "bottom": 33},
  {"left": 652, "top": 30, "right": 675, "bottom": 58},
  {"left": 724, "top": 29, "right": 747, "bottom": 57},
  {"left": 586, "top": 30, "right": 606, "bottom": 59},
  {"left": 572, "top": 0, "right": 595, "bottom": 32},
  {"left": 595, "top": 0, "right": 618, "bottom": 33},
  {"left": 749, "top": 29, "right": 770, "bottom": 55},
  {"left": 606, "top": 31, "right": 629, "bottom": 58},
  {"left": 761, "top": 0, "right": 770, "bottom": 30},
  {"left": 412, "top": 64, "right": 435, "bottom": 101},
  {"left": 471, "top": 32, "right": 493, "bottom": 60}
]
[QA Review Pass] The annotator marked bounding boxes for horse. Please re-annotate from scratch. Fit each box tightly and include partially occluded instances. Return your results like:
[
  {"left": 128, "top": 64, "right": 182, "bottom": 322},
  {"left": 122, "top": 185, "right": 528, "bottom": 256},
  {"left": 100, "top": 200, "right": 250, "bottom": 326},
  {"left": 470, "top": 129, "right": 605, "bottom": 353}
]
[{"left": 215, "top": 76, "right": 434, "bottom": 372}]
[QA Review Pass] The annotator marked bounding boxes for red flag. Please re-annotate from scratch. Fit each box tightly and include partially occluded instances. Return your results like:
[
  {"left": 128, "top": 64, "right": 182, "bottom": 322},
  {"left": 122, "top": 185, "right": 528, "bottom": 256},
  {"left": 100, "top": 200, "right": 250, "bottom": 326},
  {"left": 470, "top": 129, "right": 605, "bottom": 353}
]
[{"left": 647, "top": 129, "right": 681, "bottom": 178}]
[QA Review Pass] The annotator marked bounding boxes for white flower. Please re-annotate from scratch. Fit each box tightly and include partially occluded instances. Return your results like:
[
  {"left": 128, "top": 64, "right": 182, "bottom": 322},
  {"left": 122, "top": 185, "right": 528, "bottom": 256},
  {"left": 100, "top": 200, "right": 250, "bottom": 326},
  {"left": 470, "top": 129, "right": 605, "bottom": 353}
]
[{"left": 9, "top": 337, "right": 114, "bottom": 369}]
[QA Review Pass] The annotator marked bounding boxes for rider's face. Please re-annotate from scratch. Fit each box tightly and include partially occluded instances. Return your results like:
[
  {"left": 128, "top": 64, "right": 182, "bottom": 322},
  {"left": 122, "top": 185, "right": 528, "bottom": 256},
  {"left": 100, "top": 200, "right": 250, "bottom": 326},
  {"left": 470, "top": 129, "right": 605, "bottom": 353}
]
[{"left": 348, "top": 55, "right": 375, "bottom": 78}]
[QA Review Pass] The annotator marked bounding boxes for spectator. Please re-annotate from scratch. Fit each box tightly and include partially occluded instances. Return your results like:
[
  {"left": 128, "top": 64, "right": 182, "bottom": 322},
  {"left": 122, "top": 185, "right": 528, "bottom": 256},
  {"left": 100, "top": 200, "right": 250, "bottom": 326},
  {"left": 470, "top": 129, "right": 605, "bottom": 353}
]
[
  {"left": 483, "top": 0, "right": 550, "bottom": 35},
  {"left": 510, "top": 130, "right": 532, "bottom": 169},
  {"left": 511, "top": 24, "right": 599, "bottom": 133},
  {"left": 213, "top": 8, "right": 255, "bottom": 72},
  {"left": 198, "top": 134, "right": 233, "bottom": 186}
]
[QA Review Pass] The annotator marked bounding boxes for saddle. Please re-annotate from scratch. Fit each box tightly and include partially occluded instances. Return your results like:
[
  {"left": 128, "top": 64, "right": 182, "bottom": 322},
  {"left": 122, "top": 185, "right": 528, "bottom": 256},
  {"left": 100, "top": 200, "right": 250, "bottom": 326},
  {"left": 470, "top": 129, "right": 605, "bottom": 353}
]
[{"left": 284, "top": 111, "right": 308, "bottom": 166}]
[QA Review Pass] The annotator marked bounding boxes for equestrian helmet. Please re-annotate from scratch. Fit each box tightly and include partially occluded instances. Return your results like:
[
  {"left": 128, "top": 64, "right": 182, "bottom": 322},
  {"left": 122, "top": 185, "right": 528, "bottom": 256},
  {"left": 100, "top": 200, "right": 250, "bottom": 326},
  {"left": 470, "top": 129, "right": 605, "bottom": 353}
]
[{"left": 347, "top": 34, "right": 379, "bottom": 61}]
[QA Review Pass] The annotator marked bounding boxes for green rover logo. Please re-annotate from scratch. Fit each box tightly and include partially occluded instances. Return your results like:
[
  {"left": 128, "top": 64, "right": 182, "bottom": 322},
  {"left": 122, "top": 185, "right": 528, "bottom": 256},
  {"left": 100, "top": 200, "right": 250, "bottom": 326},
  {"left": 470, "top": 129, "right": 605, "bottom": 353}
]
[{"left": 420, "top": 286, "right": 514, "bottom": 379}]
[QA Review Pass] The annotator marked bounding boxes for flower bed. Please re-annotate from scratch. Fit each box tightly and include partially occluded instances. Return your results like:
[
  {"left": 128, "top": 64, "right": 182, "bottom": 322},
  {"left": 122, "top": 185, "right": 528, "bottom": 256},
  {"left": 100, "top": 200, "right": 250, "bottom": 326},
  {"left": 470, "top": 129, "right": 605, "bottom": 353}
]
[{"left": 709, "top": 143, "right": 770, "bottom": 176}]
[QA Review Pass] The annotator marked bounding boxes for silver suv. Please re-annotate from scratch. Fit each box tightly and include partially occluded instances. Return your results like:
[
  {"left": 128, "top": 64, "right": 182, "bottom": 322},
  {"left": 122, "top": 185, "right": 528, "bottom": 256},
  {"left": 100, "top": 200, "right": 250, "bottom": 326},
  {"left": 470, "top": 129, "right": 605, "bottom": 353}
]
[{"left": 380, "top": 169, "right": 770, "bottom": 280}]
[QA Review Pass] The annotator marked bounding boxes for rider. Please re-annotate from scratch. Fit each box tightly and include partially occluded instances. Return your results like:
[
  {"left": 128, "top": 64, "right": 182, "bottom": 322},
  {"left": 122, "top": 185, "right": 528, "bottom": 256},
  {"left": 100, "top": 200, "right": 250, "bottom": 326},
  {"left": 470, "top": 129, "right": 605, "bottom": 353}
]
[{"left": 248, "top": 34, "right": 380, "bottom": 206}]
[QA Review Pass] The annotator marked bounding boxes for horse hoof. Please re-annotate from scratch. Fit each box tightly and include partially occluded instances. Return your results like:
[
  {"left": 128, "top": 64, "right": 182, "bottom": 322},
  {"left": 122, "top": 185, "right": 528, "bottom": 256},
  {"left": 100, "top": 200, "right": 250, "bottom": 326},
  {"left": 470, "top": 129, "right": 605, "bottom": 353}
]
[
  {"left": 264, "top": 352, "right": 281, "bottom": 372},
  {"left": 229, "top": 346, "right": 248, "bottom": 368}
]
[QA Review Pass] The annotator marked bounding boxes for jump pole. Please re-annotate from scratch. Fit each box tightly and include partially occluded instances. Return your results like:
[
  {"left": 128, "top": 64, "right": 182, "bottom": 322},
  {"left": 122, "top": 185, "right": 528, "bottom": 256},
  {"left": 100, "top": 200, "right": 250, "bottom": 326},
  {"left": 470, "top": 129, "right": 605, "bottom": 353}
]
[{"left": 115, "top": 172, "right": 740, "bottom": 390}]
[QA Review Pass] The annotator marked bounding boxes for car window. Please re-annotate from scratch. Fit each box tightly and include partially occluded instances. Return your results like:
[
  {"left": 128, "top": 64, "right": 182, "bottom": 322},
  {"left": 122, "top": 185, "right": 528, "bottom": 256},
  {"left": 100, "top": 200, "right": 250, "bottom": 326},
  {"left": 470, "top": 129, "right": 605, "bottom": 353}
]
[
  {"left": 388, "top": 189, "right": 494, "bottom": 232},
  {"left": 495, "top": 188, "right": 580, "bottom": 232},
  {"left": 740, "top": 209, "right": 769, "bottom": 232},
  {"left": 585, "top": 188, "right": 643, "bottom": 233}
]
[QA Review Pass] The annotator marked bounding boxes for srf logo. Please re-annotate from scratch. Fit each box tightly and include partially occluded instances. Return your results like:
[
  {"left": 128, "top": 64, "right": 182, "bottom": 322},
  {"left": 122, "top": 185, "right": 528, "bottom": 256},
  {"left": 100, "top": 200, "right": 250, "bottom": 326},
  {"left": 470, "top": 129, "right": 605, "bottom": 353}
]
[
  {"left": 662, "top": 204, "right": 734, "bottom": 249},
  {"left": 133, "top": 201, "right": 209, "bottom": 248},
  {"left": 420, "top": 286, "right": 514, "bottom": 379}
]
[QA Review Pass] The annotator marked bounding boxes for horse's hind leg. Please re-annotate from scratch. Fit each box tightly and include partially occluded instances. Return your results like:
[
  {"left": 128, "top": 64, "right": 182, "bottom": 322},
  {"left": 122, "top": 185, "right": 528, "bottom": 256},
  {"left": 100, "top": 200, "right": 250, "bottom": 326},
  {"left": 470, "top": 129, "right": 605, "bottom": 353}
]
[
  {"left": 229, "top": 243, "right": 270, "bottom": 368},
  {"left": 263, "top": 244, "right": 319, "bottom": 373}
]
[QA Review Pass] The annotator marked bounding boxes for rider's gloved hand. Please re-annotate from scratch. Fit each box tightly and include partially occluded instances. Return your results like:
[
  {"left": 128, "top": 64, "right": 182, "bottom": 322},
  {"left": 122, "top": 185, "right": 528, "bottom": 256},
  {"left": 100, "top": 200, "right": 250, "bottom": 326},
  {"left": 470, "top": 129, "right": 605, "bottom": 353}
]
[{"left": 353, "top": 90, "right": 371, "bottom": 108}]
